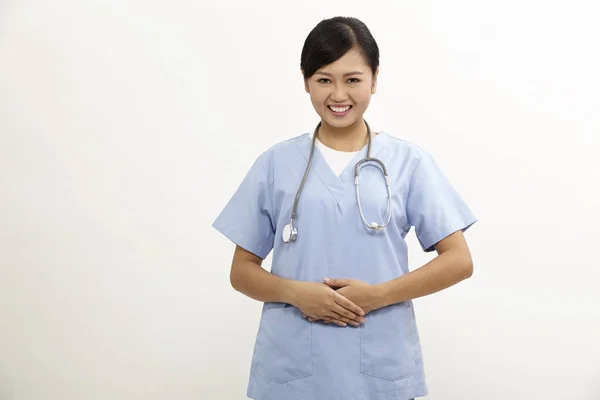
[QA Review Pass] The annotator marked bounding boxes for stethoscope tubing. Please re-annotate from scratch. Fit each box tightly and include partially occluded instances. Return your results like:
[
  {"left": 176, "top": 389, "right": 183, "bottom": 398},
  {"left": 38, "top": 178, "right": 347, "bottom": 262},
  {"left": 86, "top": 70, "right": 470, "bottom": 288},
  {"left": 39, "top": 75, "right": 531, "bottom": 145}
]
[{"left": 283, "top": 120, "right": 392, "bottom": 243}]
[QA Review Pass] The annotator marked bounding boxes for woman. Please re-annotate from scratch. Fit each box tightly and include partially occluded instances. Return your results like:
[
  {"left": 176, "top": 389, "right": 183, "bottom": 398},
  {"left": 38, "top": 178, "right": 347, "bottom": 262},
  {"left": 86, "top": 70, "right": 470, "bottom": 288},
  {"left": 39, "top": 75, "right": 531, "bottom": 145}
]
[{"left": 212, "top": 16, "right": 477, "bottom": 400}]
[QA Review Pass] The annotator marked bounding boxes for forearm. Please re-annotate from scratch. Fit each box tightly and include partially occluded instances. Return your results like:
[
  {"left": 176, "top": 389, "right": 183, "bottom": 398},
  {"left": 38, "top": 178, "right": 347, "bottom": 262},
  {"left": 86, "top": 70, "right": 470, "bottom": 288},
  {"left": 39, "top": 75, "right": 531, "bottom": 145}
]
[
  {"left": 230, "top": 260, "right": 298, "bottom": 305},
  {"left": 374, "top": 248, "right": 473, "bottom": 309}
]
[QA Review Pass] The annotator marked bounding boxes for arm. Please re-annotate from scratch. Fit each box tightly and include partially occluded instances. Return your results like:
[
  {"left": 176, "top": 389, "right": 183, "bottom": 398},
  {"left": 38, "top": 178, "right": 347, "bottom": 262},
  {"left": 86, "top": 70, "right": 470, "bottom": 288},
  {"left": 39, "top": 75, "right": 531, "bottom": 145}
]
[
  {"left": 229, "top": 245, "right": 296, "bottom": 304},
  {"left": 230, "top": 245, "right": 366, "bottom": 326},
  {"left": 323, "top": 151, "right": 477, "bottom": 315},
  {"left": 373, "top": 230, "right": 473, "bottom": 309},
  {"left": 321, "top": 230, "right": 473, "bottom": 318}
]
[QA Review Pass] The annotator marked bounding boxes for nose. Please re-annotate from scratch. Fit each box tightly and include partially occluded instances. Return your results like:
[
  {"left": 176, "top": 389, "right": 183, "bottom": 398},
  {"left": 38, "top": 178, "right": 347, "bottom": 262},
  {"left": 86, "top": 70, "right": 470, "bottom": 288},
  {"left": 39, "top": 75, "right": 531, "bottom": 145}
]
[{"left": 329, "top": 83, "right": 348, "bottom": 102}]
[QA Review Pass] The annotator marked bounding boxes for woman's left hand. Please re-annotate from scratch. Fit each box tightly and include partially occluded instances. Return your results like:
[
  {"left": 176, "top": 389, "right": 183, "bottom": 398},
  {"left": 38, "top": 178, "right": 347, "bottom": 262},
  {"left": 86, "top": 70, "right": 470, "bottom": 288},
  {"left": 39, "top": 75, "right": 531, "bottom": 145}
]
[{"left": 302, "top": 278, "right": 383, "bottom": 323}]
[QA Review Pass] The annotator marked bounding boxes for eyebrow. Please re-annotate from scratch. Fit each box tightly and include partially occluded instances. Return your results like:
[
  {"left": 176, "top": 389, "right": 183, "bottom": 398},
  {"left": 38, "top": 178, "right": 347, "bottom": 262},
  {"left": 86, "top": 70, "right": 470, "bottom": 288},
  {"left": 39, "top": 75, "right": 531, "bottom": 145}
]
[{"left": 314, "top": 71, "right": 364, "bottom": 77}]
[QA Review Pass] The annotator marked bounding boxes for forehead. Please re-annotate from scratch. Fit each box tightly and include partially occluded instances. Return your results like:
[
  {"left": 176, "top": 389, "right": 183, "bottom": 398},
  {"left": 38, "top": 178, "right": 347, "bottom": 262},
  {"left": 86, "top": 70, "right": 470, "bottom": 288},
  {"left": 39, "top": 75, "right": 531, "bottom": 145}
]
[{"left": 316, "top": 48, "right": 370, "bottom": 74}]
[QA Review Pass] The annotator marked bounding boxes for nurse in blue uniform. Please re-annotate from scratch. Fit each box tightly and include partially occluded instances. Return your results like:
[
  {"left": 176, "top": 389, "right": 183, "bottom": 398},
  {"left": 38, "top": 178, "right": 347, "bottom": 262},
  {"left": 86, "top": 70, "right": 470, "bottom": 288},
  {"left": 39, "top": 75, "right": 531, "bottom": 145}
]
[{"left": 212, "top": 16, "right": 478, "bottom": 400}]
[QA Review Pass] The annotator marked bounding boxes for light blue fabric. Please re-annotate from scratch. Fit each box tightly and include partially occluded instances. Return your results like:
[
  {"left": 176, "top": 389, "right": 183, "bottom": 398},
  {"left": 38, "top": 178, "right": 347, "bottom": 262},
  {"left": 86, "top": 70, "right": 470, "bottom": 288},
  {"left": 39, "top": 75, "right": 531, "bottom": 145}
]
[{"left": 213, "top": 131, "right": 477, "bottom": 400}]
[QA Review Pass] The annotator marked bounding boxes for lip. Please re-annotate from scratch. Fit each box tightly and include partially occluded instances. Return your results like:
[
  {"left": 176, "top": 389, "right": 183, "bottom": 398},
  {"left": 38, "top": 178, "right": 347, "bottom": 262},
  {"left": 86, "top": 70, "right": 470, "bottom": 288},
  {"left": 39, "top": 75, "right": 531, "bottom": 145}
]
[{"left": 327, "top": 105, "right": 353, "bottom": 117}]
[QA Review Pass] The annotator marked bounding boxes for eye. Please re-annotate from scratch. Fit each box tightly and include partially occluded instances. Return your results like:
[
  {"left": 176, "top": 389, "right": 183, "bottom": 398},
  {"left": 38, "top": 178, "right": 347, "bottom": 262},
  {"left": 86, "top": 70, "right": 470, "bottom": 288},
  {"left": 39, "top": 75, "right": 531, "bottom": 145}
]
[
  {"left": 318, "top": 78, "right": 331, "bottom": 84},
  {"left": 348, "top": 78, "right": 361, "bottom": 83}
]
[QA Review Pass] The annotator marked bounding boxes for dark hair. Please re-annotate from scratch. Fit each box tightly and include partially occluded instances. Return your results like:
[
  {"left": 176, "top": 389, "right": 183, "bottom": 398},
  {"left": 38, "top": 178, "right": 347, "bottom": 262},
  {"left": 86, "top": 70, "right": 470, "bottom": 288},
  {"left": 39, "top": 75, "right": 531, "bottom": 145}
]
[{"left": 300, "top": 16, "right": 380, "bottom": 80}]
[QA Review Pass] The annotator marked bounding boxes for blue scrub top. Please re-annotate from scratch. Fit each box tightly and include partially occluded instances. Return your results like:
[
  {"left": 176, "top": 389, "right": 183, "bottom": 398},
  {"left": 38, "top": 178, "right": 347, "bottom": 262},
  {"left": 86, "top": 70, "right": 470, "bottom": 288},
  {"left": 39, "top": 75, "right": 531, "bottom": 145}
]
[{"left": 213, "top": 131, "right": 477, "bottom": 400}]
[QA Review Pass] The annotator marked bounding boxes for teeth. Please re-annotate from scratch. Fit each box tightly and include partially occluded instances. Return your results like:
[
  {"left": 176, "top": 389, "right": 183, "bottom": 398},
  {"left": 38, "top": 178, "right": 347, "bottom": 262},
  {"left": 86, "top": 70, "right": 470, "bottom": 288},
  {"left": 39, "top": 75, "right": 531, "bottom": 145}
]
[{"left": 330, "top": 106, "right": 351, "bottom": 113}]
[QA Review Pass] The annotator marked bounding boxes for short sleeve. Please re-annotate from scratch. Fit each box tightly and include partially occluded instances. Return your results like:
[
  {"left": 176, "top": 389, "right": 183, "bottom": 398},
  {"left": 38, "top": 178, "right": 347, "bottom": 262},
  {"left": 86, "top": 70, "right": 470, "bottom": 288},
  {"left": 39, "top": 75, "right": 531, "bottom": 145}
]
[
  {"left": 406, "top": 150, "right": 477, "bottom": 252},
  {"left": 212, "top": 156, "right": 275, "bottom": 259}
]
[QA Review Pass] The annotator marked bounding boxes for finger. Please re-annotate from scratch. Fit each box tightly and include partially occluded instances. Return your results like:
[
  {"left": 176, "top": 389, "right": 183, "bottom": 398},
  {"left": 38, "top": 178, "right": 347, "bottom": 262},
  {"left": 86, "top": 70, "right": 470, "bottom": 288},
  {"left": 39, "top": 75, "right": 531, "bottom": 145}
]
[
  {"left": 324, "top": 277, "right": 352, "bottom": 287},
  {"left": 323, "top": 316, "right": 345, "bottom": 327},
  {"left": 331, "top": 311, "right": 360, "bottom": 327},
  {"left": 333, "top": 292, "right": 365, "bottom": 317},
  {"left": 304, "top": 314, "right": 320, "bottom": 322},
  {"left": 333, "top": 303, "right": 364, "bottom": 324},
  {"left": 325, "top": 306, "right": 358, "bottom": 325}
]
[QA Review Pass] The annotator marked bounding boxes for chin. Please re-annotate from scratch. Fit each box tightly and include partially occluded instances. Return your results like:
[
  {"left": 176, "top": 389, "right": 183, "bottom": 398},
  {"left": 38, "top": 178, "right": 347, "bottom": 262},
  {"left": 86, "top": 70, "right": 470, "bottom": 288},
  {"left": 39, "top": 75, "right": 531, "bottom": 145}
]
[{"left": 322, "top": 115, "right": 362, "bottom": 130}]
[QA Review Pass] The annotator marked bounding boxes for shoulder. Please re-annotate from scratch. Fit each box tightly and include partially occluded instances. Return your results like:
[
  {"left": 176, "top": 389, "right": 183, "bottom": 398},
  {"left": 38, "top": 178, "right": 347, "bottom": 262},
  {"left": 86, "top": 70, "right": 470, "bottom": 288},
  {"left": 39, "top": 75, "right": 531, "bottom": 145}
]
[
  {"left": 258, "top": 131, "right": 310, "bottom": 161},
  {"left": 260, "top": 132, "right": 308, "bottom": 159},
  {"left": 379, "top": 131, "right": 432, "bottom": 164},
  {"left": 249, "top": 132, "right": 310, "bottom": 179}
]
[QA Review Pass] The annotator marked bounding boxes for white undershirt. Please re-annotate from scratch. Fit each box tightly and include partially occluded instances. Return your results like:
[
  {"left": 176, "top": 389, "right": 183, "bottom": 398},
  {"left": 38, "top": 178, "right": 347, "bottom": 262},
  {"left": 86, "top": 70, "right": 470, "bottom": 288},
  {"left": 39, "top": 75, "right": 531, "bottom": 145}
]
[{"left": 309, "top": 134, "right": 360, "bottom": 177}]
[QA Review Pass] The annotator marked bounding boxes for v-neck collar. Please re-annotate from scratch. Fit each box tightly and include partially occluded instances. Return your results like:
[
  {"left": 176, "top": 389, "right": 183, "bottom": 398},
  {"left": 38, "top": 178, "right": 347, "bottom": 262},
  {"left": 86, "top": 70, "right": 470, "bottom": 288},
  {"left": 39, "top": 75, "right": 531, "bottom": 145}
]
[{"left": 295, "top": 131, "right": 390, "bottom": 204}]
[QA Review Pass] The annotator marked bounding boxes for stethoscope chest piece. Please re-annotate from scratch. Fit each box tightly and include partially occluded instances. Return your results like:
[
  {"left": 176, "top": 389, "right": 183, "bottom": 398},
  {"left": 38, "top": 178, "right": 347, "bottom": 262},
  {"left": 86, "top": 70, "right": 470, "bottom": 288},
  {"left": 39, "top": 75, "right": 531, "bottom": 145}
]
[{"left": 282, "top": 222, "right": 297, "bottom": 243}]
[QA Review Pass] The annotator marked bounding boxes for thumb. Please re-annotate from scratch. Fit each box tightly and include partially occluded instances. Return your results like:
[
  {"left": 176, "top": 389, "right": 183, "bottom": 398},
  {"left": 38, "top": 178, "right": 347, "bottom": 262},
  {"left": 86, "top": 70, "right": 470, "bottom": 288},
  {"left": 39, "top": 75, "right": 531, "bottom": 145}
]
[{"left": 324, "top": 277, "right": 351, "bottom": 287}]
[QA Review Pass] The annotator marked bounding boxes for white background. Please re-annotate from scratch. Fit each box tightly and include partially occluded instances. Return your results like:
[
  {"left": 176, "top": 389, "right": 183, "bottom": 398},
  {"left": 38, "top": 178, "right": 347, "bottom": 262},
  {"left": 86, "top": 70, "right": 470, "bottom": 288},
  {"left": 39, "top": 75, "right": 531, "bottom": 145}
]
[{"left": 1, "top": 1, "right": 599, "bottom": 399}]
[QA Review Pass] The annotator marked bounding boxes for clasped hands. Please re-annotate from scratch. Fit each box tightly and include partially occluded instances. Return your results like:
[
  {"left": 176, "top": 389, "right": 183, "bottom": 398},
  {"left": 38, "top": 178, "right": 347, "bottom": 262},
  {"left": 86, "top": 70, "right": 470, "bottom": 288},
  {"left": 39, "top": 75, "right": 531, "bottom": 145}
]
[{"left": 292, "top": 277, "right": 382, "bottom": 327}]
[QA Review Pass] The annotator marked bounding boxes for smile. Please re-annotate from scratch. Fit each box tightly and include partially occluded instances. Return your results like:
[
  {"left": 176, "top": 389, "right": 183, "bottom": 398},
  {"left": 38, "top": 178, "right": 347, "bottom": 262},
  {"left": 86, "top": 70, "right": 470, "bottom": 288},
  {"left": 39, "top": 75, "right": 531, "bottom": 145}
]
[{"left": 328, "top": 105, "right": 352, "bottom": 116}]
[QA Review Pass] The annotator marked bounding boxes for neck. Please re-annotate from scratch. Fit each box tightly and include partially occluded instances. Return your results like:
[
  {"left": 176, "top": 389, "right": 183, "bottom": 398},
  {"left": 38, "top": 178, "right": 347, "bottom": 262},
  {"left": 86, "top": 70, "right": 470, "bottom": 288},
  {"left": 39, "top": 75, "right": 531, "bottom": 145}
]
[{"left": 316, "top": 119, "right": 371, "bottom": 152}]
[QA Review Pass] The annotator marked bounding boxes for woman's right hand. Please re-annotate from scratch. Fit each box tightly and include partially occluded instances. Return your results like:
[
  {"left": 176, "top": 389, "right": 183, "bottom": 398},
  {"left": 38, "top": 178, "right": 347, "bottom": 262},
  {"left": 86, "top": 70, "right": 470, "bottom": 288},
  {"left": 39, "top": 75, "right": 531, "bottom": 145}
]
[{"left": 289, "top": 281, "right": 365, "bottom": 327}]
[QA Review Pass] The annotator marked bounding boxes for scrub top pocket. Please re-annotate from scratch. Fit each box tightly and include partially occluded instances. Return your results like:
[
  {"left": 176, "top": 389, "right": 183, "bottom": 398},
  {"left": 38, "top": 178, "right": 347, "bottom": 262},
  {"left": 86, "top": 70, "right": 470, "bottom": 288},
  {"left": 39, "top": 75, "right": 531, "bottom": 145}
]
[
  {"left": 359, "top": 301, "right": 417, "bottom": 382},
  {"left": 252, "top": 305, "right": 313, "bottom": 383}
]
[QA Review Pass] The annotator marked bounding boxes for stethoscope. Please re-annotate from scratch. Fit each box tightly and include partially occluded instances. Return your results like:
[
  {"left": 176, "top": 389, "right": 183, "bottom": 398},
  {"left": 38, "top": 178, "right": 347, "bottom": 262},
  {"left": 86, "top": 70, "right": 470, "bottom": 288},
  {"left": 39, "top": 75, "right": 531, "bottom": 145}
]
[{"left": 282, "top": 120, "right": 393, "bottom": 243}]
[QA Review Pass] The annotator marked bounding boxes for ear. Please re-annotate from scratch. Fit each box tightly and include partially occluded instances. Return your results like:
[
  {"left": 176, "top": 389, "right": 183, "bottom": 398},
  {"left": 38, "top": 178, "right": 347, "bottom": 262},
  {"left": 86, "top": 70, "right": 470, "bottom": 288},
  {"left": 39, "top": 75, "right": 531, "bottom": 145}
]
[{"left": 371, "top": 67, "right": 379, "bottom": 94}]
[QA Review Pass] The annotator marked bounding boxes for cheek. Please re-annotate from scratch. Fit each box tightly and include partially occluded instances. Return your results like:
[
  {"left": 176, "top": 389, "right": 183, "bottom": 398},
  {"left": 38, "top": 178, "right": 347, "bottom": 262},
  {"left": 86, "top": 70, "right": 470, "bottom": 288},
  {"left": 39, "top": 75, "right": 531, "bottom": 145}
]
[
  {"left": 350, "top": 90, "right": 372, "bottom": 109},
  {"left": 308, "top": 86, "right": 325, "bottom": 100},
  {"left": 309, "top": 92, "right": 328, "bottom": 109}
]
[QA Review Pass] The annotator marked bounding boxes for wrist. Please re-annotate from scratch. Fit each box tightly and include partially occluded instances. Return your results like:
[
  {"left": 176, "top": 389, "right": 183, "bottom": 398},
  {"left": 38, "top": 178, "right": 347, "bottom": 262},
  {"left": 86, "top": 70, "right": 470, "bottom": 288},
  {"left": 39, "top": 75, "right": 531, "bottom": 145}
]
[
  {"left": 373, "top": 282, "right": 391, "bottom": 309},
  {"left": 280, "top": 278, "right": 302, "bottom": 307}
]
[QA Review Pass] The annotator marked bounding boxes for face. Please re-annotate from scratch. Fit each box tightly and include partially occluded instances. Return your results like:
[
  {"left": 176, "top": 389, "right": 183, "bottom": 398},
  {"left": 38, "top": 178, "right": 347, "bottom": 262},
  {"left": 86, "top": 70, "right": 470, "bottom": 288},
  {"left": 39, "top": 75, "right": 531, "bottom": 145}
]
[{"left": 304, "top": 48, "right": 378, "bottom": 130}]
